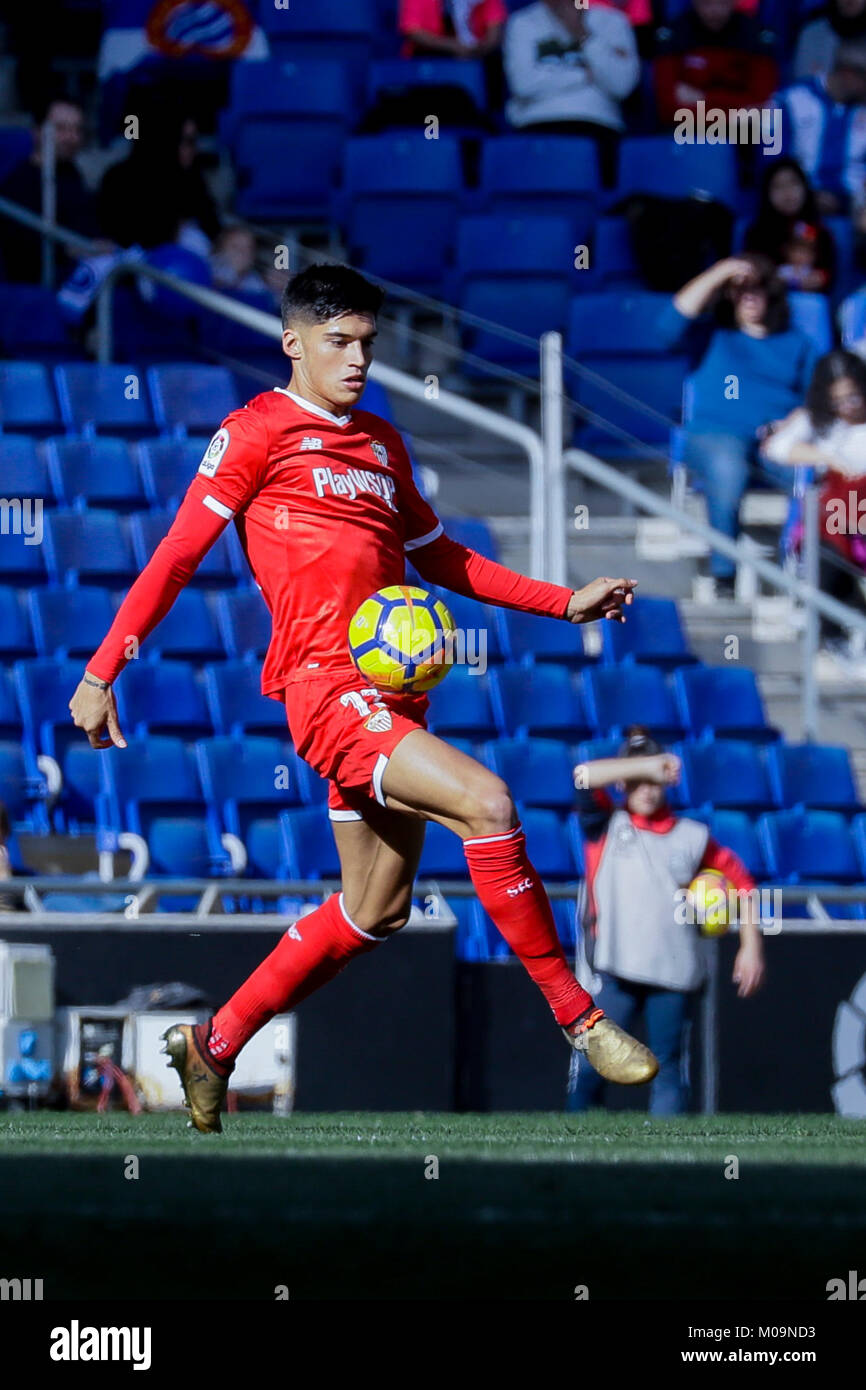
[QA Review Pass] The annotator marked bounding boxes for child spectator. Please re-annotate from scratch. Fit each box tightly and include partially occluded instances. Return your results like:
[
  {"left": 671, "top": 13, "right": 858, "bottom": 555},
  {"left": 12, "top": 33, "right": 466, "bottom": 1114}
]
[
  {"left": 568, "top": 727, "right": 765, "bottom": 1115},
  {"left": 761, "top": 348, "right": 866, "bottom": 654},
  {"left": 744, "top": 157, "right": 836, "bottom": 293},
  {"left": 660, "top": 254, "right": 818, "bottom": 595},
  {"left": 794, "top": 0, "right": 866, "bottom": 83},
  {"left": 504, "top": 0, "right": 640, "bottom": 186},
  {"left": 652, "top": 0, "right": 778, "bottom": 129},
  {"left": 773, "top": 40, "right": 866, "bottom": 216}
]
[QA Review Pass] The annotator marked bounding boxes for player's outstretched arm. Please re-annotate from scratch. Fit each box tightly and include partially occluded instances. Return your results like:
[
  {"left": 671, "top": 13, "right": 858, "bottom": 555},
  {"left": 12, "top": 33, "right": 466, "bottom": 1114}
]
[{"left": 69, "top": 487, "right": 232, "bottom": 749}]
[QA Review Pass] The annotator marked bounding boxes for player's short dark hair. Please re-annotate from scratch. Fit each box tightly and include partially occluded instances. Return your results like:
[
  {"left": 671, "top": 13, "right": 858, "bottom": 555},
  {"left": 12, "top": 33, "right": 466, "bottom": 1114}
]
[
  {"left": 619, "top": 725, "right": 663, "bottom": 759},
  {"left": 281, "top": 264, "right": 385, "bottom": 329}
]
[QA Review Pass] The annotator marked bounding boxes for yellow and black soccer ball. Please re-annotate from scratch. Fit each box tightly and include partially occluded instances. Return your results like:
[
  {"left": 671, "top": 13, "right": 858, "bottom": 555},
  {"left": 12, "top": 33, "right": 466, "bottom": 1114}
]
[{"left": 348, "top": 585, "right": 456, "bottom": 693}]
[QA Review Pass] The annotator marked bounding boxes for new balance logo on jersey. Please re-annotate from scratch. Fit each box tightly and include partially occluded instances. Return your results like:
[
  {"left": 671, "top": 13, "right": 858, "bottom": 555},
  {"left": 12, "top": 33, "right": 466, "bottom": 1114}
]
[
  {"left": 506, "top": 877, "right": 533, "bottom": 898},
  {"left": 300, "top": 436, "right": 323, "bottom": 450},
  {"left": 311, "top": 465, "right": 397, "bottom": 511}
]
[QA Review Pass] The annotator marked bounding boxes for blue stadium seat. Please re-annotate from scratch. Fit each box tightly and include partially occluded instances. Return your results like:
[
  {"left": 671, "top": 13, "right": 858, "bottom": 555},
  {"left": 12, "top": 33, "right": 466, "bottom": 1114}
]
[
  {"left": 600, "top": 596, "right": 696, "bottom": 668},
  {"left": 198, "top": 735, "right": 308, "bottom": 877},
  {"left": 0, "top": 126, "right": 33, "bottom": 178},
  {"left": 765, "top": 743, "right": 860, "bottom": 814},
  {"left": 430, "top": 589, "right": 504, "bottom": 664},
  {"left": 523, "top": 807, "right": 579, "bottom": 879},
  {"left": 367, "top": 56, "right": 487, "bottom": 115},
  {"left": 54, "top": 364, "right": 153, "bottom": 435},
  {"left": 279, "top": 806, "right": 343, "bottom": 879},
  {"left": 115, "top": 661, "right": 212, "bottom": 739},
  {"left": 787, "top": 292, "right": 833, "bottom": 355},
  {"left": 485, "top": 737, "right": 577, "bottom": 809},
  {"left": 459, "top": 279, "right": 572, "bottom": 372},
  {"left": 679, "top": 739, "right": 776, "bottom": 812},
  {"left": 259, "top": 0, "right": 378, "bottom": 73},
  {"left": 13, "top": 656, "right": 87, "bottom": 760},
  {"left": 227, "top": 58, "right": 355, "bottom": 135},
  {"left": 215, "top": 589, "right": 273, "bottom": 659},
  {"left": 477, "top": 136, "right": 599, "bottom": 227},
  {"left": 129, "top": 510, "right": 239, "bottom": 586},
  {"left": 0, "top": 287, "right": 85, "bottom": 362},
  {"left": 417, "top": 819, "right": 467, "bottom": 878},
  {"left": 0, "top": 586, "right": 34, "bottom": 659},
  {"left": 45, "top": 437, "right": 145, "bottom": 510},
  {"left": 137, "top": 436, "right": 209, "bottom": 506},
  {"left": 235, "top": 119, "right": 346, "bottom": 221},
  {"left": 575, "top": 736, "right": 624, "bottom": 763},
  {"left": 342, "top": 135, "right": 463, "bottom": 289},
  {"left": 500, "top": 608, "right": 590, "bottom": 665},
  {"left": 356, "top": 378, "right": 397, "bottom": 424},
  {"left": 0, "top": 529, "right": 47, "bottom": 583},
  {"left": 673, "top": 666, "right": 777, "bottom": 742},
  {"left": 706, "top": 810, "right": 770, "bottom": 882},
  {"left": 0, "top": 363, "right": 60, "bottom": 431},
  {"left": 0, "top": 668, "right": 21, "bottom": 739},
  {"left": 29, "top": 587, "right": 116, "bottom": 660},
  {"left": 426, "top": 666, "right": 497, "bottom": 738},
  {"left": 760, "top": 809, "right": 863, "bottom": 887},
  {"left": 142, "top": 589, "right": 225, "bottom": 662},
  {"left": 490, "top": 664, "right": 590, "bottom": 740},
  {"left": 43, "top": 510, "right": 134, "bottom": 584},
  {"left": 440, "top": 516, "right": 498, "bottom": 561},
  {"left": 50, "top": 742, "right": 104, "bottom": 834},
  {"left": 589, "top": 216, "right": 641, "bottom": 287},
  {"left": 615, "top": 137, "right": 740, "bottom": 210},
  {"left": 582, "top": 666, "right": 684, "bottom": 740},
  {"left": 455, "top": 899, "right": 512, "bottom": 960},
  {"left": 568, "top": 291, "right": 674, "bottom": 356},
  {"left": 0, "top": 740, "right": 47, "bottom": 832},
  {"left": 98, "top": 733, "right": 204, "bottom": 825},
  {"left": 139, "top": 816, "right": 224, "bottom": 879},
  {"left": 204, "top": 660, "right": 289, "bottom": 737},
  {"left": 455, "top": 214, "right": 579, "bottom": 284},
  {"left": 146, "top": 365, "right": 238, "bottom": 435},
  {"left": 572, "top": 358, "right": 691, "bottom": 451},
  {"left": 0, "top": 435, "right": 53, "bottom": 502}
]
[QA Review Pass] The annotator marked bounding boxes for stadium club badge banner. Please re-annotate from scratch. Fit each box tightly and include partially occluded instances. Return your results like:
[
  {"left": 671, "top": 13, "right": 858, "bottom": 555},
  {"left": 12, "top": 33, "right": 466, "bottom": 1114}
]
[{"left": 98, "top": 0, "right": 269, "bottom": 85}]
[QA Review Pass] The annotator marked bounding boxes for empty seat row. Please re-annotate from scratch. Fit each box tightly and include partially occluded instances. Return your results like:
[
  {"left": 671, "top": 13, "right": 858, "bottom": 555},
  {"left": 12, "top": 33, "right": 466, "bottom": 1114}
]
[
  {"left": 0, "top": 362, "right": 239, "bottom": 434},
  {"left": 0, "top": 433, "right": 211, "bottom": 508}
]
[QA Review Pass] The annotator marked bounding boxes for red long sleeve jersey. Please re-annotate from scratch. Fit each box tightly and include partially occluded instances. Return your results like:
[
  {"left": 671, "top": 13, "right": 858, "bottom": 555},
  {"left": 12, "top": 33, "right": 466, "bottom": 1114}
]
[{"left": 89, "top": 388, "right": 574, "bottom": 697}]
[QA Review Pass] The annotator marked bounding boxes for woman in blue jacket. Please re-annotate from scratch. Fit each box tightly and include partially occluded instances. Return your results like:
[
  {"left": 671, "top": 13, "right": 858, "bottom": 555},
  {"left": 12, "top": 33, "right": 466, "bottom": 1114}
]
[{"left": 661, "top": 253, "right": 819, "bottom": 596}]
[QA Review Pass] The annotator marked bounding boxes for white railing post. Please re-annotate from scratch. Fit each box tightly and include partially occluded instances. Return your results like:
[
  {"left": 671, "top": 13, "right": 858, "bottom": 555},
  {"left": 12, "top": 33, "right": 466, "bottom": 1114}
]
[
  {"left": 541, "top": 331, "right": 566, "bottom": 587},
  {"left": 802, "top": 485, "right": 820, "bottom": 742}
]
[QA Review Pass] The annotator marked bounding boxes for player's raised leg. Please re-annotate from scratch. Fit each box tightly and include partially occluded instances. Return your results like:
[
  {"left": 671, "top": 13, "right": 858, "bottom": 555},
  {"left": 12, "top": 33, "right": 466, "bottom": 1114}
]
[
  {"left": 163, "top": 805, "right": 426, "bottom": 1133},
  {"left": 381, "top": 729, "right": 659, "bottom": 1087}
]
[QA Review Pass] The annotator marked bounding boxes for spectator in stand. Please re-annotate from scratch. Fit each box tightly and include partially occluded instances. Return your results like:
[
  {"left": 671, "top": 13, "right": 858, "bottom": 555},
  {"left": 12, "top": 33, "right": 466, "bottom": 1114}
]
[
  {"left": 98, "top": 111, "right": 220, "bottom": 255},
  {"left": 568, "top": 727, "right": 765, "bottom": 1115},
  {"left": 761, "top": 349, "right": 866, "bottom": 658},
  {"left": 0, "top": 97, "right": 100, "bottom": 284},
  {"left": 652, "top": 0, "right": 778, "bottom": 129},
  {"left": 503, "top": 0, "right": 640, "bottom": 186},
  {"left": 744, "top": 157, "right": 836, "bottom": 294},
  {"left": 659, "top": 254, "right": 818, "bottom": 596},
  {"left": 210, "top": 226, "right": 277, "bottom": 304},
  {"left": 773, "top": 40, "right": 866, "bottom": 217},
  {"left": 794, "top": 0, "right": 866, "bottom": 83},
  {"left": 399, "top": 0, "right": 506, "bottom": 57}
]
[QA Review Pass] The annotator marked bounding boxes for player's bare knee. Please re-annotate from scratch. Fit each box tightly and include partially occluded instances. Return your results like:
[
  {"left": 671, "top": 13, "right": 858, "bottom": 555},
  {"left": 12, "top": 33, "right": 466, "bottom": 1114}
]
[
  {"left": 344, "top": 899, "right": 411, "bottom": 937},
  {"left": 462, "top": 777, "right": 517, "bottom": 839}
]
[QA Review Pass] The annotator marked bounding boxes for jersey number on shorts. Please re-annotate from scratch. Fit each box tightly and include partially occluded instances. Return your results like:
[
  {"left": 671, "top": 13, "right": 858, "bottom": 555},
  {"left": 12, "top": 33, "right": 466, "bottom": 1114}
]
[{"left": 340, "top": 688, "right": 381, "bottom": 718}]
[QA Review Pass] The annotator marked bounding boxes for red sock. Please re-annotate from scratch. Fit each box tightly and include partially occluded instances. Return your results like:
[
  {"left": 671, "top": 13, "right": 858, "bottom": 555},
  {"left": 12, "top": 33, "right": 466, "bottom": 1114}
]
[
  {"left": 463, "top": 825, "right": 592, "bottom": 1026},
  {"left": 207, "top": 892, "right": 380, "bottom": 1066}
]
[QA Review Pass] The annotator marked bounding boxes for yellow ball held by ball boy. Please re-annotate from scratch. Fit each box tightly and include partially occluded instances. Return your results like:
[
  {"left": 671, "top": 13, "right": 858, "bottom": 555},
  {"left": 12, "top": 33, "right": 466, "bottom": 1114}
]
[
  {"left": 686, "top": 867, "right": 735, "bottom": 937},
  {"left": 348, "top": 585, "right": 456, "bottom": 693}
]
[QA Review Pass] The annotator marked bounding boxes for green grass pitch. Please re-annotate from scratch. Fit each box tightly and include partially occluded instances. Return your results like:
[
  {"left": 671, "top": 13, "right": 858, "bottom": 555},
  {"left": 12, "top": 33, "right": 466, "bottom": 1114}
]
[{"left": 1, "top": 1112, "right": 864, "bottom": 1300}]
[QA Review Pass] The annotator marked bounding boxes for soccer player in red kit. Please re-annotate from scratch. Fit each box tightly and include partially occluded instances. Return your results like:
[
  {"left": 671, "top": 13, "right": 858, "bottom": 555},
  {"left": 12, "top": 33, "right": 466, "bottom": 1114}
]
[{"left": 69, "top": 264, "right": 658, "bottom": 1132}]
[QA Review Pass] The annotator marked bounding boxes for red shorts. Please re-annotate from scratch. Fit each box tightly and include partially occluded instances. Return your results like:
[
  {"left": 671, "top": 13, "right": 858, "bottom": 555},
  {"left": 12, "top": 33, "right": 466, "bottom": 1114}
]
[{"left": 281, "top": 667, "right": 429, "bottom": 821}]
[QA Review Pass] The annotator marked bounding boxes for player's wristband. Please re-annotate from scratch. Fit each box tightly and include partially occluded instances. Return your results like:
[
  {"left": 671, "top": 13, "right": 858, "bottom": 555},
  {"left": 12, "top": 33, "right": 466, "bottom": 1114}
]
[{"left": 83, "top": 674, "right": 111, "bottom": 690}]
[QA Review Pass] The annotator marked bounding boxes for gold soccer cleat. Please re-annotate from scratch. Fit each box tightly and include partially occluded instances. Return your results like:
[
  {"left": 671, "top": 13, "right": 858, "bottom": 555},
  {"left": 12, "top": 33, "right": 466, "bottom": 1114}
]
[
  {"left": 160, "top": 1023, "right": 229, "bottom": 1134},
  {"left": 562, "top": 1007, "right": 659, "bottom": 1086}
]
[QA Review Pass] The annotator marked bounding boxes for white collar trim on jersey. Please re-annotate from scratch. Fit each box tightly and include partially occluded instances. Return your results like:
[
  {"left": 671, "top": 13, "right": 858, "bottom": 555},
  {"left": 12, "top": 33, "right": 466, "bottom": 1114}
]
[{"left": 274, "top": 386, "right": 352, "bottom": 427}]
